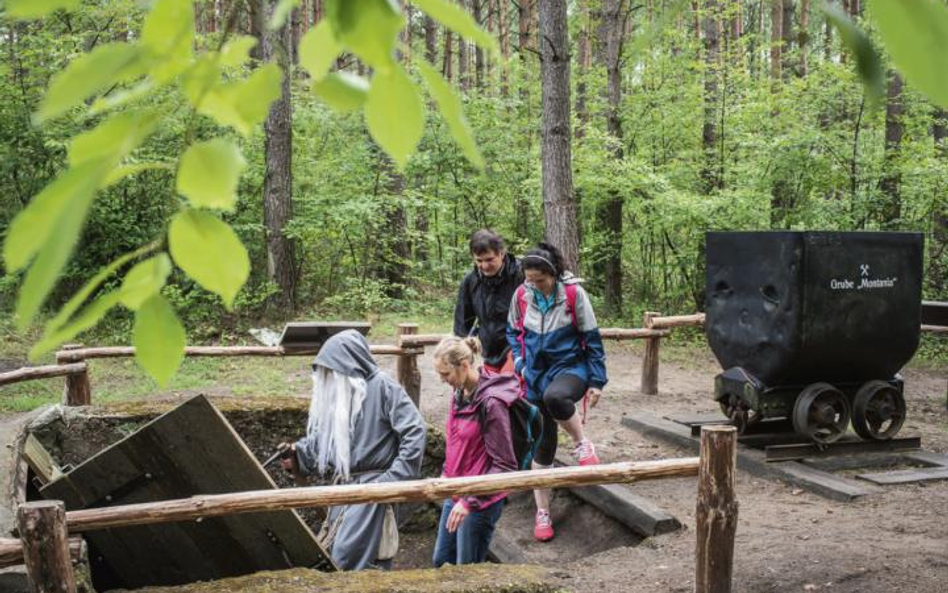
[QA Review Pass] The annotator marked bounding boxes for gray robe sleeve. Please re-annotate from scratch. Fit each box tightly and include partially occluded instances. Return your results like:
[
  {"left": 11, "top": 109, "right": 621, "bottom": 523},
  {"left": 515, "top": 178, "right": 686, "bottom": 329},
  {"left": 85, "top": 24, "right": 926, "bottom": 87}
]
[
  {"left": 294, "top": 430, "right": 319, "bottom": 476},
  {"left": 375, "top": 382, "right": 426, "bottom": 483}
]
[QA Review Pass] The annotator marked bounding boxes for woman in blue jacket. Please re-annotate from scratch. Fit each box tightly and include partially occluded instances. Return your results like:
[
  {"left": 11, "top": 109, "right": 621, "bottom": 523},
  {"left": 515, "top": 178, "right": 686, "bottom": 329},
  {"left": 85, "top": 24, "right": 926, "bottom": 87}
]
[{"left": 507, "top": 242, "right": 608, "bottom": 542}]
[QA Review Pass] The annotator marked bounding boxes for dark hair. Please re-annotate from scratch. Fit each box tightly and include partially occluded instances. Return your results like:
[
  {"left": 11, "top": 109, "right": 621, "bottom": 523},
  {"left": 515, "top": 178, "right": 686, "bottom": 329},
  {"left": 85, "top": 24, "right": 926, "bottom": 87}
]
[
  {"left": 469, "top": 229, "right": 506, "bottom": 255},
  {"left": 522, "top": 242, "right": 565, "bottom": 277}
]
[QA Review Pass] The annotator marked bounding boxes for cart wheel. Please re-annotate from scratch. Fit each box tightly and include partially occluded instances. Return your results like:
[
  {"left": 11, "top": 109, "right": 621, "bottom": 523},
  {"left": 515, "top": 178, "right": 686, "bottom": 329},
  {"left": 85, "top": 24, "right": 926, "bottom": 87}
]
[
  {"left": 792, "top": 383, "right": 851, "bottom": 444},
  {"left": 852, "top": 380, "right": 906, "bottom": 441}
]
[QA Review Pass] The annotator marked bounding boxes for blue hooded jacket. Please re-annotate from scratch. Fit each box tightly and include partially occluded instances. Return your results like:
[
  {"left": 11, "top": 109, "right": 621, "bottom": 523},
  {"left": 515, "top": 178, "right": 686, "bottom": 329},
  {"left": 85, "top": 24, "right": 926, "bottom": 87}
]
[{"left": 506, "top": 276, "right": 608, "bottom": 401}]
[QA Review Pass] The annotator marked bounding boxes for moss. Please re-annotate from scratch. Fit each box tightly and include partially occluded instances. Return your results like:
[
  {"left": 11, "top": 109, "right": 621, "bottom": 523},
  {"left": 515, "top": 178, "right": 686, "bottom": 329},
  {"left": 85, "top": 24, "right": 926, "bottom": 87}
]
[{"left": 113, "top": 564, "right": 563, "bottom": 593}]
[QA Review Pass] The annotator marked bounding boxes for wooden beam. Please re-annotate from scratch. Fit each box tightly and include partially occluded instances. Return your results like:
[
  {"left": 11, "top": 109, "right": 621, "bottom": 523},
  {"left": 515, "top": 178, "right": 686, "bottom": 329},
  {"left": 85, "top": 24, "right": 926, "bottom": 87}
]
[
  {"left": 395, "top": 324, "right": 422, "bottom": 406},
  {"left": 921, "top": 324, "right": 948, "bottom": 335},
  {"left": 22, "top": 434, "right": 63, "bottom": 485},
  {"left": 0, "top": 363, "right": 88, "bottom": 388},
  {"left": 640, "top": 312, "right": 662, "bottom": 394},
  {"left": 599, "top": 327, "right": 670, "bottom": 340},
  {"left": 648, "top": 313, "right": 706, "bottom": 330},
  {"left": 398, "top": 333, "right": 450, "bottom": 347},
  {"left": 55, "top": 344, "right": 420, "bottom": 363},
  {"left": 695, "top": 426, "right": 738, "bottom": 593},
  {"left": 17, "top": 501, "right": 77, "bottom": 593},
  {"left": 0, "top": 537, "right": 82, "bottom": 570},
  {"left": 64, "top": 458, "right": 699, "bottom": 532}
]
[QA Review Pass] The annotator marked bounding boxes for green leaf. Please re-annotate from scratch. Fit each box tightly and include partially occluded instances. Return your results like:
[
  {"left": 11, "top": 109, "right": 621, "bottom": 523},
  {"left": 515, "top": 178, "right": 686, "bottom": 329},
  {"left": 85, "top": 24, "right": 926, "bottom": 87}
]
[
  {"left": 67, "top": 110, "right": 161, "bottom": 168},
  {"left": 417, "top": 60, "right": 484, "bottom": 170},
  {"left": 364, "top": 63, "right": 424, "bottom": 169},
  {"left": 176, "top": 139, "right": 247, "bottom": 211},
  {"left": 824, "top": 5, "right": 885, "bottom": 109},
  {"left": 182, "top": 54, "right": 223, "bottom": 106},
  {"left": 198, "top": 64, "right": 283, "bottom": 136},
  {"left": 220, "top": 35, "right": 258, "bottom": 68},
  {"left": 168, "top": 210, "right": 250, "bottom": 308},
  {"left": 36, "top": 43, "right": 145, "bottom": 122},
  {"left": 141, "top": 0, "right": 195, "bottom": 82},
  {"left": 325, "top": 0, "right": 403, "bottom": 70},
  {"left": 313, "top": 72, "right": 370, "bottom": 111},
  {"left": 89, "top": 81, "right": 156, "bottom": 115},
  {"left": 45, "top": 244, "right": 156, "bottom": 334},
  {"left": 120, "top": 254, "right": 172, "bottom": 310},
  {"left": 299, "top": 20, "right": 340, "bottom": 81},
  {"left": 29, "top": 291, "right": 124, "bottom": 360},
  {"left": 133, "top": 295, "right": 186, "bottom": 388},
  {"left": 412, "top": 0, "right": 498, "bottom": 54},
  {"left": 14, "top": 162, "right": 108, "bottom": 328},
  {"left": 4, "top": 161, "right": 107, "bottom": 272},
  {"left": 269, "top": 0, "right": 301, "bottom": 30},
  {"left": 868, "top": 0, "right": 948, "bottom": 109},
  {"left": 6, "top": 0, "right": 80, "bottom": 18}
]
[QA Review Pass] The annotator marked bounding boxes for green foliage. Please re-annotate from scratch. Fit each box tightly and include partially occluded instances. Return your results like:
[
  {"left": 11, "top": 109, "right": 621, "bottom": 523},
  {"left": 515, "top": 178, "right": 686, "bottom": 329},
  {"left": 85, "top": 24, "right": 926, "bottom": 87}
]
[
  {"left": 299, "top": 21, "right": 340, "bottom": 82},
  {"left": 133, "top": 294, "right": 186, "bottom": 387},
  {"left": 824, "top": 4, "right": 885, "bottom": 109},
  {"left": 176, "top": 139, "right": 246, "bottom": 211},
  {"left": 365, "top": 64, "right": 425, "bottom": 169},
  {"left": 6, "top": 0, "right": 81, "bottom": 18},
  {"left": 417, "top": 61, "right": 484, "bottom": 170},
  {"left": 168, "top": 210, "right": 250, "bottom": 309},
  {"left": 313, "top": 73, "right": 369, "bottom": 111},
  {"left": 868, "top": 0, "right": 948, "bottom": 109}
]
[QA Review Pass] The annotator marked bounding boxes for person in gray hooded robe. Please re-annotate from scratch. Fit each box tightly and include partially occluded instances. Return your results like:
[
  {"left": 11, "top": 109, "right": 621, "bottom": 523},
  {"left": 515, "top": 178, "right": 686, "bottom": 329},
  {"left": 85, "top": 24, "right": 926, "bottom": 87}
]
[{"left": 282, "top": 329, "right": 426, "bottom": 570}]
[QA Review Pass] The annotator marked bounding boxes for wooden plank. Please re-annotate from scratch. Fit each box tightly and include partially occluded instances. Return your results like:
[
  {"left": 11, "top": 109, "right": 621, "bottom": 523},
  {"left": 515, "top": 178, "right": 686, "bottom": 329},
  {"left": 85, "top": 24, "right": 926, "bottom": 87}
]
[
  {"left": 902, "top": 450, "right": 948, "bottom": 468},
  {"left": 802, "top": 453, "right": 910, "bottom": 473},
  {"left": 22, "top": 434, "right": 63, "bottom": 485},
  {"left": 621, "top": 414, "right": 880, "bottom": 501},
  {"left": 40, "top": 395, "right": 333, "bottom": 590},
  {"left": 0, "top": 363, "right": 87, "bottom": 387},
  {"left": 856, "top": 466, "right": 948, "bottom": 485},
  {"left": 554, "top": 456, "right": 680, "bottom": 536}
]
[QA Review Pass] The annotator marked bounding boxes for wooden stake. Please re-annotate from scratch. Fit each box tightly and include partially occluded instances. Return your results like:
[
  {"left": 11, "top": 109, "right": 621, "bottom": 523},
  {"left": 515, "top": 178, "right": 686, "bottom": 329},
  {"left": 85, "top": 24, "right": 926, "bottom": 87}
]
[
  {"left": 641, "top": 311, "right": 662, "bottom": 395},
  {"left": 57, "top": 345, "right": 91, "bottom": 407},
  {"left": 64, "top": 458, "right": 699, "bottom": 532},
  {"left": 17, "top": 501, "right": 77, "bottom": 593},
  {"left": 695, "top": 425, "right": 738, "bottom": 593},
  {"left": 395, "top": 323, "right": 422, "bottom": 407}
]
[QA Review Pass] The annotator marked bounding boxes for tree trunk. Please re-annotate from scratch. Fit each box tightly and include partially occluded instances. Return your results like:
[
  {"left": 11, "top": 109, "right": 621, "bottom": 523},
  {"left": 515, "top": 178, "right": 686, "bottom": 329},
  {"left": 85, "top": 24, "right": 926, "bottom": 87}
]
[
  {"left": 575, "top": 0, "right": 592, "bottom": 138},
  {"left": 781, "top": 0, "right": 794, "bottom": 78},
  {"left": 375, "top": 151, "right": 409, "bottom": 299},
  {"left": 823, "top": 0, "right": 833, "bottom": 63},
  {"left": 474, "top": 0, "right": 485, "bottom": 88},
  {"left": 262, "top": 0, "right": 297, "bottom": 311},
  {"left": 770, "top": 0, "right": 782, "bottom": 85},
  {"left": 880, "top": 71, "right": 904, "bottom": 228},
  {"left": 595, "top": 0, "right": 627, "bottom": 315},
  {"left": 799, "top": 0, "right": 809, "bottom": 76},
  {"left": 499, "top": 0, "right": 510, "bottom": 94},
  {"left": 458, "top": 0, "right": 470, "bottom": 90},
  {"left": 539, "top": 0, "right": 581, "bottom": 273},
  {"left": 519, "top": 0, "right": 536, "bottom": 57},
  {"left": 702, "top": 0, "right": 722, "bottom": 193},
  {"left": 932, "top": 108, "right": 948, "bottom": 293},
  {"left": 424, "top": 14, "right": 437, "bottom": 64},
  {"left": 443, "top": 28, "right": 454, "bottom": 80}
]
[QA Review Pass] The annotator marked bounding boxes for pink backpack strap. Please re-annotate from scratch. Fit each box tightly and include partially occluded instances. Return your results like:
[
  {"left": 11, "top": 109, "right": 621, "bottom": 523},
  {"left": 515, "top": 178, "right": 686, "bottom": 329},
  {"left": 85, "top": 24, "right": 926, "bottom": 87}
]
[
  {"left": 564, "top": 283, "right": 585, "bottom": 349},
  {"left": 515, "top": 285, "right": 528, "bottom": 331}
]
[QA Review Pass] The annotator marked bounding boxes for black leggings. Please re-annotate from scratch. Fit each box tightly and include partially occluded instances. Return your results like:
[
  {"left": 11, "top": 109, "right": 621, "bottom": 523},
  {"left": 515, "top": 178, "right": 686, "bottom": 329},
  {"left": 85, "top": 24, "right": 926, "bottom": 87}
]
[{"left": 534, "top": 373, "right": 588, "bottom": 466}]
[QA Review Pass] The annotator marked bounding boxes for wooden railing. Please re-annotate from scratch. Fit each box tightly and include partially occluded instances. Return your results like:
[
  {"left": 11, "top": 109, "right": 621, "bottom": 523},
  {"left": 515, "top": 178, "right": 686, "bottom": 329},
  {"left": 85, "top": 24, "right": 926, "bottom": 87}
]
[{"left": 6, "top": 426, "right": 738, "bottom": 593}]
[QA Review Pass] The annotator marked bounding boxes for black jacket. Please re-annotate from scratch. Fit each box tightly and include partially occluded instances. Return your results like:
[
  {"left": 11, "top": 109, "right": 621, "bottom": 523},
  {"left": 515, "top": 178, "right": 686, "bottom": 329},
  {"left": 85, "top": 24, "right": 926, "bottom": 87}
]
[{"left": 453, "top": 254, "right": 524, "bottom": 368}]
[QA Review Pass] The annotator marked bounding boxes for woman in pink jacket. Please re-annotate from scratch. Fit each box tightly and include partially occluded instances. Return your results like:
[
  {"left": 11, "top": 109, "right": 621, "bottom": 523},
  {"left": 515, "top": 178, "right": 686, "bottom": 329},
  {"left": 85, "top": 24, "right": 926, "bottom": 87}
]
[{"left": 432, "top": 336, "right": 519, "bottom": 566}]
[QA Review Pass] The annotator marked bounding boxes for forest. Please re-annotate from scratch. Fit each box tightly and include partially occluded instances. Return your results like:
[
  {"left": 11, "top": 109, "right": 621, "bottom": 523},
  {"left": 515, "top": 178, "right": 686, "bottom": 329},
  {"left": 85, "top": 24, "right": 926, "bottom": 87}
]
[{"left": 1, "top": 0, "right": 946, "bottom": 377}]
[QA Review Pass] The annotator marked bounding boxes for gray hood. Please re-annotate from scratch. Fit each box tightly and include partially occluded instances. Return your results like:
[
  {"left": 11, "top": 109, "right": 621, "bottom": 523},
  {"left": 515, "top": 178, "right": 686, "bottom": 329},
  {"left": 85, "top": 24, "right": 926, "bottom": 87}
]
[{"left": 314, "top": 329, "right": 378, "bottom": 380}]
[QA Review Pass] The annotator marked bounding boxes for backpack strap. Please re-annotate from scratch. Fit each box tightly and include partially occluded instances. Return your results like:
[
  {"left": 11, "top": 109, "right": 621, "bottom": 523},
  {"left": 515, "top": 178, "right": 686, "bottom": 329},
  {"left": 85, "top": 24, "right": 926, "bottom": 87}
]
[{"left": 564, "top": 283, "right": 585, "bottom": 349}]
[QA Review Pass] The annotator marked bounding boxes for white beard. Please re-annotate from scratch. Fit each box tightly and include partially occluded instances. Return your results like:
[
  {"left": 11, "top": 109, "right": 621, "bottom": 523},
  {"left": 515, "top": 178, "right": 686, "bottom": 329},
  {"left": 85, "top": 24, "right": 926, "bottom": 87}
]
[{"left": 307, "top": 366, "right": 368, "bottom": 480}]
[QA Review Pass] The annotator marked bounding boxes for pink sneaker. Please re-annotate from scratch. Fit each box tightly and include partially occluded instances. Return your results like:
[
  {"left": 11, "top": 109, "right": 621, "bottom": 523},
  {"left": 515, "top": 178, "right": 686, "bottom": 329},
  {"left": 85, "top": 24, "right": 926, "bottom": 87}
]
[
  {"left": 534, "top": 509, "right": 554, "bottom": 542},
  {"left": 574, "top": 438, "right": 600, "bottom": 466}
]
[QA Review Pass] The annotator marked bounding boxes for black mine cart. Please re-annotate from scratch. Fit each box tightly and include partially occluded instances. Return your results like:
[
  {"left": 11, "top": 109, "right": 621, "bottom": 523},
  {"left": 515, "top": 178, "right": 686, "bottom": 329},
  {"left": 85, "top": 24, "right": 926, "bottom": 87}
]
[{"left": 705, "top": 231, "right": 924, "bottom": 444}]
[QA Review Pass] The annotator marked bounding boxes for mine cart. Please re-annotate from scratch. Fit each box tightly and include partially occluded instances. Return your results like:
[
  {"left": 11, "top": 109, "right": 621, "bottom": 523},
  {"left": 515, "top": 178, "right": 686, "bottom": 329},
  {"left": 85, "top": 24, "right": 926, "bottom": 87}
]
[{"left": 705, "top": 231, "right": 923, "bottom": 443}]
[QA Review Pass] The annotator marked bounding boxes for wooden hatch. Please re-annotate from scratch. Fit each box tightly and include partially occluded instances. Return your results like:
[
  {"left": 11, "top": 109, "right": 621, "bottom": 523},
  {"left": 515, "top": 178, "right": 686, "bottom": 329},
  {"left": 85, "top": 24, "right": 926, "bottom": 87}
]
[{"left": 40, "top": 395, "right": 335, "bottom": 590}]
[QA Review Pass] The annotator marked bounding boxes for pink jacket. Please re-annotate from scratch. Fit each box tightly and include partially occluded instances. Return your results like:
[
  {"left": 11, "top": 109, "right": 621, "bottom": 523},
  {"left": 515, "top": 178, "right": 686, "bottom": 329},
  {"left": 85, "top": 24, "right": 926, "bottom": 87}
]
[{"left": 443, "top": 369, "right": 520, "bottom": 511}]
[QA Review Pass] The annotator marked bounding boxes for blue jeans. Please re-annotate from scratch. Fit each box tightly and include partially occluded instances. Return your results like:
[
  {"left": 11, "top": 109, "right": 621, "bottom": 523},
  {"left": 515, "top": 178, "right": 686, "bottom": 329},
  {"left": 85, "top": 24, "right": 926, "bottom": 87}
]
[{"left": 432, "top": 498, "right": 504, "bottom": 567}]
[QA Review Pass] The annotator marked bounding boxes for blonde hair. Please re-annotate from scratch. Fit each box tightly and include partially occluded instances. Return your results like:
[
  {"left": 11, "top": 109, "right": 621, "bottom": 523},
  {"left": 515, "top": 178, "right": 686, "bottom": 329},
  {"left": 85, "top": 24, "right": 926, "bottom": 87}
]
[{"left": 433, "top": 336, "right": 481, "bottom": 368}]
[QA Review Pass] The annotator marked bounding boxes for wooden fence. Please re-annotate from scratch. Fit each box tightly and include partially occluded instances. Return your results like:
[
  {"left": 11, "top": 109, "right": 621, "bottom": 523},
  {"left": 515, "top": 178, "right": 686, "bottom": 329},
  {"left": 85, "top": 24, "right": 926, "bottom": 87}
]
[{"left": 4, "top": 426, "right": 738, "bottom": 593}]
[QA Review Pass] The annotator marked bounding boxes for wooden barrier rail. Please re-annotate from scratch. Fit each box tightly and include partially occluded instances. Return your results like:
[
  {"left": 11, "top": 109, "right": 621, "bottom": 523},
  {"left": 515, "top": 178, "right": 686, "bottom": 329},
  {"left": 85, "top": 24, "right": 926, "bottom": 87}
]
[
  {"left": 10, "top": 426, "right": 738, "bottom": 593},
  {"left": 0, "top": 363, "right": 87, "bottom": 388}
]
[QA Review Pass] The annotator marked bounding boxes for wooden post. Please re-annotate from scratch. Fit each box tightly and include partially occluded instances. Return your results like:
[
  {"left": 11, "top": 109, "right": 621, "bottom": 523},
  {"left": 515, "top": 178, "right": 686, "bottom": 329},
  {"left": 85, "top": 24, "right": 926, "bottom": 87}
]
[
  {"left": 395, "top": 323, "right": 422, "bottom": 407},
  {"left": 640, "top": 311, "right": 662, "bottom": 395},
  {"left": 17, "top": 501, "right": 77, "bottom": 593},
  {"left": 695, "top": 425, "right": 738, "bottom": 593},
  {"left": 57, "top": 345, "right": 91, "bottom": 406}
]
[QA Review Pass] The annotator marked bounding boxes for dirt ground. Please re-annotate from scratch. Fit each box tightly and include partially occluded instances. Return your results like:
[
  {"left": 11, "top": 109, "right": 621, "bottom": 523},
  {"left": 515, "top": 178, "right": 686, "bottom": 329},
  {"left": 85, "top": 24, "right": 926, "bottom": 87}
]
[{"left": 404, "top": 342, "right": 948, "bottom": 593}]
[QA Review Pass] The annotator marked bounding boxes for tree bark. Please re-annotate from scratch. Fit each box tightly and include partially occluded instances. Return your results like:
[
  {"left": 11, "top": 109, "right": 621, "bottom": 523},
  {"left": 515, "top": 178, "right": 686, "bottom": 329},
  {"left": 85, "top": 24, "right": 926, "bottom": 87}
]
[
  {"left": 18, "top": 501, "right": 77, "bottom": 593},
  {"left": 539, "top": 0, "right": 581, "bottom": 273},
  {"left": 782, "top": 0, "right": 795, "bottom": 78},
  {"left": 424, "top": 14, "right": 437, "bottom": 64},
  {"left": 262, "top": 0, "right": 298, "bottom": 311},
  {"left": 799, "top": 0, "right": 809, "bottom": 76},
  {"left": 458, "top": 0, "right": 470, "bottom": 90},
  {"left": 575, "top": 0, "right": 592, "bottom": 138},
  {"left": 880, "top": 71, "right": 904, "bottom": 228},
  {"left": 702, "top": 0, "right": 723, "bottom": 193},
  {"left": 694, "top": 426, "right": 738, "bottom": 593},
  {"left": 474, "top": 0, "right": 485, "bottom": 88},
  {"left": 770, "top": 0, "right": 783, "bottom": 84},
  {"left": 443, "top": 27, "right": 454, "bottom": 81},
  {"left": 499, "top": 0, "right": 510, "bottom": 94}
]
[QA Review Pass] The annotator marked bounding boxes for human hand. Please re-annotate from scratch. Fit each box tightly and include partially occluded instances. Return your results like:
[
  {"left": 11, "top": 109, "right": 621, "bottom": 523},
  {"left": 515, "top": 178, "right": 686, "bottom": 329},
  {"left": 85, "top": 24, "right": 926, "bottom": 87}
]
[
  {"left": 446, "top": 502, "right": 470, "bottom": 533},
  {"left": 278, "top": 443, "right": 297, "bottom": 474},
  {"left": 586, "top": 387, "right": 602, "bottom": 408}
]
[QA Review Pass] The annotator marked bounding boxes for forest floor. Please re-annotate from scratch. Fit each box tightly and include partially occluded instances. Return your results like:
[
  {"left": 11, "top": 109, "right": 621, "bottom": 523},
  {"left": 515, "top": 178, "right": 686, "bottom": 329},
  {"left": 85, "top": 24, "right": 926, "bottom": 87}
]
[{"left": 2, "top": 334, "right": 947, "bottom": 593}]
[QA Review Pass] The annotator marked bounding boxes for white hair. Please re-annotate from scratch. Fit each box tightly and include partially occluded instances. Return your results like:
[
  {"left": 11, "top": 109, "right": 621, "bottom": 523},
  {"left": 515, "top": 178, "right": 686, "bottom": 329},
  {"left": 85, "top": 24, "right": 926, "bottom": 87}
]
[{"left": 306, "top": 366, "right": 368, "bottom": 480}]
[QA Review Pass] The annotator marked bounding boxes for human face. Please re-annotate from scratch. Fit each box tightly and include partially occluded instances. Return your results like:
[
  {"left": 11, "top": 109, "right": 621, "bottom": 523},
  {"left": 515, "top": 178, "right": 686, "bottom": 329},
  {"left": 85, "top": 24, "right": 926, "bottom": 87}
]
[
  {"left": 434, "top": 357, "right": 469, "bottom": 390},
  {"left": 474, "top": 249, "right": 505, "bottom": 277},
  {"left": 525, "top": 268, "right": 556, "bottom": 296}
]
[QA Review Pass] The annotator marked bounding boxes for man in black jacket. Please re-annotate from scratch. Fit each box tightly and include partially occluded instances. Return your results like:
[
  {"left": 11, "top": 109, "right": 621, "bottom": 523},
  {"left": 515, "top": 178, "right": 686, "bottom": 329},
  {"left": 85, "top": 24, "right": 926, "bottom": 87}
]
[{"left": 453, "top": 229, "right": 523, "bottom": 373}]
